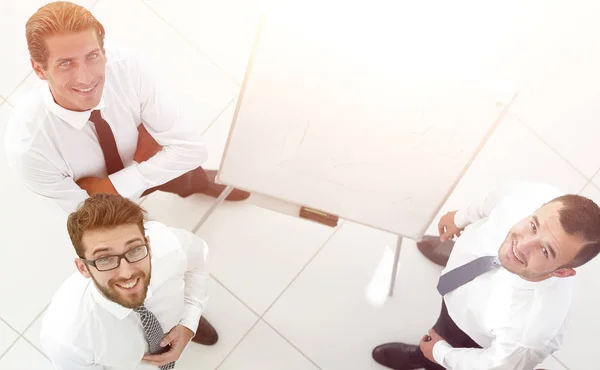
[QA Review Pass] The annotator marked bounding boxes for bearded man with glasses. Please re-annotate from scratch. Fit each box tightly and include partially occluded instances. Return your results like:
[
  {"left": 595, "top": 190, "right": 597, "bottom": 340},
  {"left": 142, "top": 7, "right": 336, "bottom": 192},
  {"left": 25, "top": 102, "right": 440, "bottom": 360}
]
[{"left": 40, "top": 193, "right": 210, "bottom": 369}]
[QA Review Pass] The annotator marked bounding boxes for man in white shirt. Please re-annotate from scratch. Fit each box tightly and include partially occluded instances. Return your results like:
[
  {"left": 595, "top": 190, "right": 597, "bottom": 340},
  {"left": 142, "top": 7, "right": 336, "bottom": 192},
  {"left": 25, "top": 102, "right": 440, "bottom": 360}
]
[
  {"left": 5, "top": 1, "right": 245, "bottom": 344},
  {"left": 42, "top": 193, "right": 209, "bottom": 369},
  {"left": 372, "top": 182, "right": 600, "bottom": 370}
]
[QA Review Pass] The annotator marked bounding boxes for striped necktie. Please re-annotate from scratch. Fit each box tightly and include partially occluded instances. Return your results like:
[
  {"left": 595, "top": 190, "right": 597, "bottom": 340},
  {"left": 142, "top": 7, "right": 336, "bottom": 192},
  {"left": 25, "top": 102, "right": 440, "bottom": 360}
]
[{"left": 134, "top": 306, "right": 175, "bottom": 370}]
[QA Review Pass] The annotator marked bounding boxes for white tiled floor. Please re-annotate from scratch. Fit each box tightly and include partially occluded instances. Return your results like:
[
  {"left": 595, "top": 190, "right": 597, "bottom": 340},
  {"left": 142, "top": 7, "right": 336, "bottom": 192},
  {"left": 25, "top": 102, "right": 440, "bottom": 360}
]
[{"left": 0, "top": 1, "right": 597, "bottom": 370}]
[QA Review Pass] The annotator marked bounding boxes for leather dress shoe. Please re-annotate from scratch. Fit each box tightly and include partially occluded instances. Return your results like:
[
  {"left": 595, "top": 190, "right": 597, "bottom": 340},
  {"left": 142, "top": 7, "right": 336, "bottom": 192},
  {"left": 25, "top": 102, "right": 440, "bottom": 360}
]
[
  {"left": 191, "top": 316, "right": 219, "bottom": 345},
  {"left": 417, "top": 235, "right": 455, "bottom": 267},
  {"left": 372, "top": 343, "right": 423, "bottom": 370},
  {"left": 202, "top": 170, "right": 250, "bottom": 201}
]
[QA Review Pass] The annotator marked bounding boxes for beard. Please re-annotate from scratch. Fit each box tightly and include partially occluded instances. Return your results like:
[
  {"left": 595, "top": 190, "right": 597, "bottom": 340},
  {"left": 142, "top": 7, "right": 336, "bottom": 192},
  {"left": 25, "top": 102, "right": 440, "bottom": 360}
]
[
  {"left": 90, "top": 267, "right": 151, "bottom": 309},
  {"left": 498, "top": 233, "right": 552, "bottom": 281}
]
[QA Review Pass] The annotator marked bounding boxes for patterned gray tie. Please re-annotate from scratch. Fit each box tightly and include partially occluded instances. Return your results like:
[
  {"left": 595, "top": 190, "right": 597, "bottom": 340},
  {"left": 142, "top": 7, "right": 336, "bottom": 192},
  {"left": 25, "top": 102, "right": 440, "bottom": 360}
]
[
  {"left": 134, "top": 306, "right": 175, "bottom": 370},
  {"left": 437, "top": 256, "right": 501, "bottom": 296}
]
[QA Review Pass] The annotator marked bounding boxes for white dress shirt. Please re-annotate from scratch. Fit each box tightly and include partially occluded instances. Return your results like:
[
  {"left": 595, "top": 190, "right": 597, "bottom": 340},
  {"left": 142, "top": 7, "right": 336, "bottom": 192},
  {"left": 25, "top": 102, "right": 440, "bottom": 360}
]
[
  {"left": 5, "top": 45, "right": 208, "bottom": 214},
  {"left": 41, "top": 221, "right": 209, "bottom": 370},
  {"left": 432, "top": 181, "right": 574, "bottom": 369}
]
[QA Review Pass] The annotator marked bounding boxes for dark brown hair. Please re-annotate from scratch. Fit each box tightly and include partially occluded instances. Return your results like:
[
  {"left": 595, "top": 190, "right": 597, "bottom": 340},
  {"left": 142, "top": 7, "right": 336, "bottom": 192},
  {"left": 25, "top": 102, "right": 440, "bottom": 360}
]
[
  {"left": 67, "top": 194, "right": 147, "bottom": 258},
  {"left": 552, "top": 194, "right": 600, "bottom": 268}
]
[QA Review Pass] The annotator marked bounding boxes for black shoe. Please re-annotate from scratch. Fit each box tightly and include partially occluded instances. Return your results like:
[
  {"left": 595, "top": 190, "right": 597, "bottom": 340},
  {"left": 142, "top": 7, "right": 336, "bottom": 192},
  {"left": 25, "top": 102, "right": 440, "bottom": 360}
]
[
  {"left": 372, "top": 343, "right": 424, "bottom": 370},
  {"left": 416, "top": 236, "right": 455, "bottom": 267},
  {"left": 191, "top": 316, "right": 218, "bottom": 346}
]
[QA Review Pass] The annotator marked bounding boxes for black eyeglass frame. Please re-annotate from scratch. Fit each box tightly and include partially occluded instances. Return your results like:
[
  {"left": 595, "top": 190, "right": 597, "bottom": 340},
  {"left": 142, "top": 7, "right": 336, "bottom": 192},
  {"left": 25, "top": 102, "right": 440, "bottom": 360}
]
[{"left": 80, "top": 244, "right": 149, "bottom": 272}]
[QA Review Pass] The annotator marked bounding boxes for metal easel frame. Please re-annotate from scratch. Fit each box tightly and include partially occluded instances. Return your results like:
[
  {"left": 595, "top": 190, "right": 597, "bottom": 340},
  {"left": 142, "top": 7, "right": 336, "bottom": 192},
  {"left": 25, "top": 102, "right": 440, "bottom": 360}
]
[{"left": 195, "top": 185, "right": 404, "bottom": 297}]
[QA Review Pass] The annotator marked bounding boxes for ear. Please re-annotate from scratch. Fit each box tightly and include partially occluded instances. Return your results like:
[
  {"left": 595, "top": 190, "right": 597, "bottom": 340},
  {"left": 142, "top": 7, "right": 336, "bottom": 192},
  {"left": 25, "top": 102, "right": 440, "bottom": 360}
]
[
  {"left": 74, "top": 258, "right": 91, "bottom": 278},
  {"left": 31, "top": 58, "right": 47, "bottom": 80},
  {"left": 551, "top": 268, "right": 576, "bottom": 279},
  {"left": 146, "top": 236, "right": 151, "bottom": 257}
]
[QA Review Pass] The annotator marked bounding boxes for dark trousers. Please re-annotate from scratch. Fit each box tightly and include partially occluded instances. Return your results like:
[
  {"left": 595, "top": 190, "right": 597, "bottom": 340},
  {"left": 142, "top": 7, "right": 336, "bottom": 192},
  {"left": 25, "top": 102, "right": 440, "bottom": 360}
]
[
  {"left": 417, "top": 302, "right": 482, "bottom": 370},
  {"left": 140, "top": 166, "right": 209, "bottom": 197}
]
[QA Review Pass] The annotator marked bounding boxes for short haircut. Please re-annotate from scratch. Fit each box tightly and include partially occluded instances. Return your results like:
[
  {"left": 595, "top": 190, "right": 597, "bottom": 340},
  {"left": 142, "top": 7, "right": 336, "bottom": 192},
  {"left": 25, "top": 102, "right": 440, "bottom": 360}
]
[
  {"left": 26, "top": 1, "right": 105, "bottom": 68},
  {"left": 551, "top": 194, "right": 600, "bottom": 268},
  {"left": 66, "top": 194, "right": 147, "bottom": 258}
]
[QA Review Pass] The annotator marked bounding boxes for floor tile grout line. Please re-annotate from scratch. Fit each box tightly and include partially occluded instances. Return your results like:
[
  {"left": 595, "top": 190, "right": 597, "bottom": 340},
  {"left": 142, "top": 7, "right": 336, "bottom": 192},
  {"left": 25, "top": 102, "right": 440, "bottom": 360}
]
[
  {"left": 260, "top": 319, "right": 323, "bottom": 370},
  {"left": 0, "top": 338, "right": 19, "bottom": 363},
  {"left": 0, "top": 317, "right": 22, "bottom": 338},
  {"left": 0, "top": 303, "right": 51, "bottom": 362},
  {"left": 20, "top": 335, "right": 50, "bottom": 361},
  {"left": 588, "top": 182, "right": 600, "bottom": 193},
  {"left": 253, "top": 222, "right": 347, "bottom": 369},
  {"left": 551, "top": 354, "right": 570, "bottom": 370},
  {"left": 589, "top": 166, "right": 600, "bottom": 185},
  {"left": 5, "top": 71, "right": 33, "bottom": 105},
  {"left": 214, "top": 319, "right": 260, "bottom": 369},
  {"left": 0, "top": 318, "right": 21, "bottom": 362},
  {"left": 140, "top": 0, "right": 242, "bottom": 87},
  {"left": 209, "top": 274, "right": 261, "bottom": 318},
  {"left": 209, "top": 222, "right": 342, "bottom": 370},
  {"left": 20, "top": 302, "right": 50, "bottom": 338},
  {"left": 260, "top": 221, "right": 346, "bottom": 319},
  {"left": 200, "top": 95, "right": 238, "bottom": 137},
  {"left": 511, "top": 112, "right": 593, "bottom": 182},
  {"left": 577, "top": 179, "right": 591, "bottom": 195},
  {"left": 207, "top": 276, "right": 260, "bottom": 369}
]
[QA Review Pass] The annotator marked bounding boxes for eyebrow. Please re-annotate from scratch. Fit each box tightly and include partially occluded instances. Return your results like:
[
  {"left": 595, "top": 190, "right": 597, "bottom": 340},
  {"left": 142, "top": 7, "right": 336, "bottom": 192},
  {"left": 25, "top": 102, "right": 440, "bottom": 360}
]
[
  {"left": 533, "top": 215, "right": 557, "bottom": 259},
  {"left": 125, "top": 237, "right": 144, "bottom": 246},
  {"left": 55, "top": 49, "right": 101, "bottom": 65},
  {"left": 91, "top": 238, "right": 144, "bottom": 257}
]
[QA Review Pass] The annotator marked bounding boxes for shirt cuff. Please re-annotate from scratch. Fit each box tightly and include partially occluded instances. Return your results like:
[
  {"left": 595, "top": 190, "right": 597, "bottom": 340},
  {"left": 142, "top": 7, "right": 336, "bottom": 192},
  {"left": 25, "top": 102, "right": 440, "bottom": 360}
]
[
  {"left": 432, "top": 340, "right": 453, "bottom": 368},
  {"left": 453, "top": 209, "right": 470, "bottom": 229},
  {"left": 108, "top": 163, "right": 147, "bottom": 200},
  {"left": 179, "top": 304, "right": 203, "bottom": 335}
]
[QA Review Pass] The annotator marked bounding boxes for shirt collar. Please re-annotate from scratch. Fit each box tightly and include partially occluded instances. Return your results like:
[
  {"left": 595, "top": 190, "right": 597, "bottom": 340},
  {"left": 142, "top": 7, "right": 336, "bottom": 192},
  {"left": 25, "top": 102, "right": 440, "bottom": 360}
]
[
  {"left": 43, "top": 84, "right": 106, "bottom": 130},
  {"left": 90, "top": 280, "right": 154, "bottom": 320},
  {"left": 499, "top": 267, "right": 567, "bottom": 290}
]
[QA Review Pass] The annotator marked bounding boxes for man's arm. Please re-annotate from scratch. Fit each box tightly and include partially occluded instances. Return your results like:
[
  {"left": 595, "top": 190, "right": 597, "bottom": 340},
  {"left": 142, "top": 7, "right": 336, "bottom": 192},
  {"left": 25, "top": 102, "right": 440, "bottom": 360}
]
[
  {"left": 107, "top": 51, "right": 208, "bottom": 199},
  {"left": 42, "top": 338, "right": 105, "bottom": 370},
  {"left": 170, "top": 227, "right": 210, "bottom": 334},
  {"left": 432, "top": 338, "right": 547, "bottom": 370},
  {"left": 453, "top": 181, "right": 525, "bottom": 229},
  {"left": 6, "top": 148, "right": 89, "bottom": 214}
]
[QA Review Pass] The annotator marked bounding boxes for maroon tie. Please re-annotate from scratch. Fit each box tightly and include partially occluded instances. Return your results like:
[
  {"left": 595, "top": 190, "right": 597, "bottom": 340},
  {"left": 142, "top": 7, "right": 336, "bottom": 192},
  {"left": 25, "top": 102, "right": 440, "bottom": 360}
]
[{"left": 89, "top": 110, "right": 125, "bottom": 175}]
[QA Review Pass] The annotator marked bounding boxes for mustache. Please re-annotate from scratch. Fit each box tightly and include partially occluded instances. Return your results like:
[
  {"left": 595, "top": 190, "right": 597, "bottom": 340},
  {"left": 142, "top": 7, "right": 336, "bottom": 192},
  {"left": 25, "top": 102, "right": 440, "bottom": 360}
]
[{"left": 109, "top": 272, "right": 146, "bottom": 286}]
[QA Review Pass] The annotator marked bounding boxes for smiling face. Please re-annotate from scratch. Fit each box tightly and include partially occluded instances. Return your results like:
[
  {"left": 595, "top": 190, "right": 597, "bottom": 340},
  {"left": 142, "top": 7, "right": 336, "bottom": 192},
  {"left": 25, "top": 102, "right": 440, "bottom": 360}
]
[
  {"left": 498, "top": 201, "right": 585, "bottom": 281},
  {"left": 31, "top": 29, "right": 106, "bottom": 112},
  {"left": 75, "top": 224, "right": 151, "bottom": 309}
]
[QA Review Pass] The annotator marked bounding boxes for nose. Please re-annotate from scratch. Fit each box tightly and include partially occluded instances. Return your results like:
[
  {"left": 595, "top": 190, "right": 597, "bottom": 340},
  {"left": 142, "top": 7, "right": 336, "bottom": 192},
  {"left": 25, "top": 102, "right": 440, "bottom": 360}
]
[
  {"left": 117, "top": 257, "right": 137, "bottom": 279},
  {"left": 518, "top": 236, "right": 540, "bottom": 255},
  {"left": 75, "top": 63, "right": 94, "bottom": 85}
]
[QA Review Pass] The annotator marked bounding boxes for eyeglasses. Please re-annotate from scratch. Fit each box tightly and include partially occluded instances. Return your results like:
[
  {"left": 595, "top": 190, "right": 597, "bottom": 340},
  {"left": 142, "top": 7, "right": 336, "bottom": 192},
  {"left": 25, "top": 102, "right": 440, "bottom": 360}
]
[{"left": 81, "top": 244, "right": 149, "bottom": 272}]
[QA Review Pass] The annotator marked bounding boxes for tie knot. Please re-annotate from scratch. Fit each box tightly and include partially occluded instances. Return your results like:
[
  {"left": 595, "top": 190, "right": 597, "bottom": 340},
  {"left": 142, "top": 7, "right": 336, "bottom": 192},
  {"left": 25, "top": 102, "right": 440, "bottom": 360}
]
[
  {"left": 134, "top": 306, "right": 148, "bottom": 314},
  {"left": 89, "top": 109, "right": 102, "bottom": 122}
]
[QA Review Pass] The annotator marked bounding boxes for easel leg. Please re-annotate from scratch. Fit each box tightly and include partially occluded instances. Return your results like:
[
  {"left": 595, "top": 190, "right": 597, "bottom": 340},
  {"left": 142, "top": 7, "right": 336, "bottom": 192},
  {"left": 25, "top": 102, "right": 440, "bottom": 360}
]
[
  {"left": 194, "top": 186, "right": 234, "bottom": 231},
  {"left": 388, "top": 235, "right": 403, "bottom": 297}
]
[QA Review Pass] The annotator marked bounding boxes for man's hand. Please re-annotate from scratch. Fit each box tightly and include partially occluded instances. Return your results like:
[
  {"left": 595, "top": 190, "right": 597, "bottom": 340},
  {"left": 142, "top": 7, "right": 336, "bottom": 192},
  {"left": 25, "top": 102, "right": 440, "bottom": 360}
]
[
  {"left": 142, "top": 325, "right": 194, "bottom": 367},
  {"left": 438, "top": 210, "right": 464, "bottom": 242},
  {"left": 419, "top": 328, "right": 446, "bottom": 364},
  {"left": 76, "top": 177, "right": 118, "bottom": 196},
  {"left": 134, "top": 124, "right": 162, "bottom": 163}
]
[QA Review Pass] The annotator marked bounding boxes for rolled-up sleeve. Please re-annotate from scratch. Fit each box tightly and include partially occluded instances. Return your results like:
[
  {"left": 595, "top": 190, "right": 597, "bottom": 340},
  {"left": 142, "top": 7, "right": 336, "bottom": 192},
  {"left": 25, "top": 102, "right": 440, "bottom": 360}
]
[
  {"left": 5, "top": 143, "right": 89, "bottom": 214},
  {"left": 433, "top": 339, "right": 548, "bottom": 370},
  {"left": 108, "top": 52, "right": 208, "bottom": 198}
]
